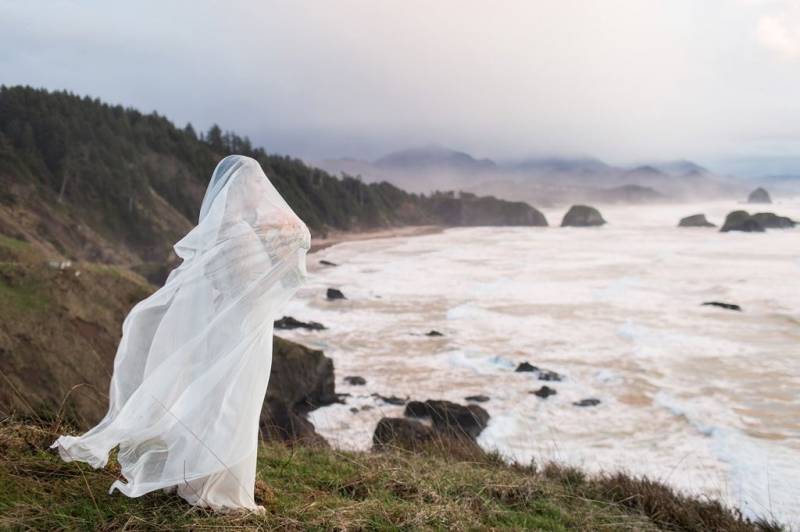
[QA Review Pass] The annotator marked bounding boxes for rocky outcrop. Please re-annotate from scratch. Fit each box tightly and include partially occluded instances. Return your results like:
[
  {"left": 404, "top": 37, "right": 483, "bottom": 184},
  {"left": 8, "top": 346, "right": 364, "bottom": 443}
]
[
  {"left": 373, "top": 398, "right": 489, "bottom": 454},
  {"left": 274, "top": 316, "right": 326, "bottom": 331},
  {"left": 260, "top": 336, "right": 336, "bottom": 445},
  {"left": 514, "top": 362, "right": 562, "bottom": 381},
  {"left": 747, "top": 187, "right": 771, "bottom": 204},
  {"left": 427, "top": 191, "right": 548, "bottom": 227},
  {"left": 720, "top": 211, "right": 765, "bottom": 233},
  {"left": 678, "top": 214, "right": 715, "bottom": 228},
  {"left": 515, "top": 362, "right": 538, "bottom": 372},
  {"left": 465, "top": 395, "right": 490, "bottom": 403},
  {"left": 319, "top": 260, "right": 338, "bottom": 267},
  {"left": 326, "top": 288, "right": 346, "bottom": 300},
  {"left": 561, "top": 205, "right": 606, "bottom": 227},
  {"left": 702, "top": 301, "right": 742, "bottom": 312},
  {"left": 573, "top": 398, "right": 601, "bottom": 407},
  {"left": 719, "top": 210, "right": 796, "bottom": 232},
  {"left": 371, "top": 393, "right": 408, "bottom": 406},
  {"left": 750, "top": 212, "right": 796, "bottom": 229},
  {"left": 537, "top": 370, "right": 563, "bottom": 382},
  {"left": 344, "top": 376, "right": 367, "bottom": 386},
  {"left": 425, "top": 330, "right": 444, "bottom": 337},
  {"left": 404, "top": 400, "right": 489, "bottom": 440},
  {"left": 372, "top": 417, "right": 437, "bottom": 450},
  {"left": 531, "top": 386, "right": 557, "bottom": 399},
  {"left": 268, "top": 336, "right": 337, "bottom": 412}
]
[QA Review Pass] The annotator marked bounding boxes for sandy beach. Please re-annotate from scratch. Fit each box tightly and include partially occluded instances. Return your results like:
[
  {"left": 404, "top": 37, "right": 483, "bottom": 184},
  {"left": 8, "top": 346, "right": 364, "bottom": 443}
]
[{"left": 310, "top": 225, "right": 443, "bottom": 253}]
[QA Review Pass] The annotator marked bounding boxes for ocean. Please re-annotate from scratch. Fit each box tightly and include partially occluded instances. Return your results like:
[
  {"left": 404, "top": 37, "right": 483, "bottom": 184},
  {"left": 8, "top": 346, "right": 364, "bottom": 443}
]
[{"left": 280, "top": 199, "right": 800, "bottom": 526}]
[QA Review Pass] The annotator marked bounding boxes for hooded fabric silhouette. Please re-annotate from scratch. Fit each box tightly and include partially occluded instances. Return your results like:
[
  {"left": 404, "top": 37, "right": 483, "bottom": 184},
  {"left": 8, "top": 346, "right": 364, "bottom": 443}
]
[{"left": 52, "top": 155, "right": 310, "bottom": 511}]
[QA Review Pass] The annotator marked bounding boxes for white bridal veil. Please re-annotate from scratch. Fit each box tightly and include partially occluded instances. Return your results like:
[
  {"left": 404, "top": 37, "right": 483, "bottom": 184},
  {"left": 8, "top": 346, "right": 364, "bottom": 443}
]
[{"left": 51, "top": 155, "right": 310, "bottom": 510}]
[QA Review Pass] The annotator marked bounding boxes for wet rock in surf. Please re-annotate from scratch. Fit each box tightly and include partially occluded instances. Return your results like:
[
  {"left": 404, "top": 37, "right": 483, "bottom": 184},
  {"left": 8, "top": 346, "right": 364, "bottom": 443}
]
[
  {"left": 404, "top": 399, "right": 489, "bottom": 440},
  {"left": 678, "top": 214, "right": 715, "bottom": 228},
  {"left": 372, "top": 393, "right": 408, "bottom": 406},
  {"left": 425, "top": 330, "right": 444, "bottom": 337},
  {"left": 720, "top": 211, "right": 764, "bottom": 233},
  {"left": 531, "top": 386, "right": 557, "bottom": 399},
  {"left": 326, "top": 288, "right": 346, "bottom": 300},
  {"left": 274, "top": 316, "right": 326, "bottom": 331},
  {"left": 515, "top": 362, "right": 539, "bottom": 372},
  {"left": 573, "top": 398, "right": 601, "bottom": 407},
  {"left": 538, "top": 370, "right": 563, "bottom": 382},
  {"left": 747, "top": 187, "right": 771, "bottom": 204},
  {"left": 702, "top": 301, "right": 742, "bottom": 312},
  {"left": 465, "top": 395, "right": 490, "bottom": 403},
  {"left": 561, "top": 205, "right": 606, "bottom": 227},
  {"left": 751, "top": 212, "right": 796, "bottom": 229},
  {"left": 344, "top": 375, "right": 367, "bottom": 386},
  {"left": 319, "top": 259, "right": 338, "bottom": 267}
]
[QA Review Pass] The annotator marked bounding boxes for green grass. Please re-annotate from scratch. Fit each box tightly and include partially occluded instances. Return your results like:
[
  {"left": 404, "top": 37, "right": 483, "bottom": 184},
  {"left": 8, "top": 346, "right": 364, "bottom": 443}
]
[
  {"left": 0, "top": 235, "right": 29, "bottom": 252},
  {"left": 0, "top": 267, "right": 50, "bottom": 316},
  {"left": 0, "top": 421, "right": 783, "bottom": 531}
]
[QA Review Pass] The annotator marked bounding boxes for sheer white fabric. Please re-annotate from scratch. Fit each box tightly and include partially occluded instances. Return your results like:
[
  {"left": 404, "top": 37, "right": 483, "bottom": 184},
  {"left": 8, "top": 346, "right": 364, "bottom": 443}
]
[{"left": 51, "top": 155, "right": 310, "bottom": 511}]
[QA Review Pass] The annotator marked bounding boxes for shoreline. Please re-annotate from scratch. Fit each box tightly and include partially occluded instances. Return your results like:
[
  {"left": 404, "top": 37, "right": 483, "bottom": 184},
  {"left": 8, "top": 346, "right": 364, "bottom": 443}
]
[{"left": 309, "top": 225, "right": 444, "bottom": 254}]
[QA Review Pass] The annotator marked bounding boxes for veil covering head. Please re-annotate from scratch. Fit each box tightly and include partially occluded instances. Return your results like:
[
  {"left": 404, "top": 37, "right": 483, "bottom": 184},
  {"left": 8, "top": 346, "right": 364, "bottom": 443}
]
[{"left": 51, "top": 155, "right": 311, "bottom": 511}]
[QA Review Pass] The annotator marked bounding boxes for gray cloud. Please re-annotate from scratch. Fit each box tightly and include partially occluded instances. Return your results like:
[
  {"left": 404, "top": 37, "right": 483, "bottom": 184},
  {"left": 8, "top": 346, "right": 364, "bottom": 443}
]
[{"left": 2, "top": 0, "right": 800, "bottom": 171}]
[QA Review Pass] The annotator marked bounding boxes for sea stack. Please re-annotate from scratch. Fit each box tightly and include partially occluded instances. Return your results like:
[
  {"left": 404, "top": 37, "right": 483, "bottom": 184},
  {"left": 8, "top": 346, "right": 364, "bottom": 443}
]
[
  {"left": 750, "top": 212, "right": 796, "bottom": 229},
  {"left": 678, "top": 214, "right": 715, "bottom": 228},
  {"left": 561, "top": 205, "right": 606, "bottom": 227},
  {"left": 720, "top": 211, "right": 765, "bottom": 233},
  {"left": 747, "top": 187, "right": 771, "bottom": 204}
]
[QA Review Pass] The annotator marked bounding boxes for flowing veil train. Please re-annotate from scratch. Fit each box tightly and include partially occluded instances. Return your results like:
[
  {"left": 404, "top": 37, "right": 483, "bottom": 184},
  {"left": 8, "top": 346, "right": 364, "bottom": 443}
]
[{"left": 51, "top": 155, "right": 310, "bottom": 510}]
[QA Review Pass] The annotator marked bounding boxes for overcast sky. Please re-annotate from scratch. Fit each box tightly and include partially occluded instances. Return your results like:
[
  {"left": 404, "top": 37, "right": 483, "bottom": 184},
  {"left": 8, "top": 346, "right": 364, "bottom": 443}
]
[{"left": 2, "top": 0, "right": 800, "bottom": 173}]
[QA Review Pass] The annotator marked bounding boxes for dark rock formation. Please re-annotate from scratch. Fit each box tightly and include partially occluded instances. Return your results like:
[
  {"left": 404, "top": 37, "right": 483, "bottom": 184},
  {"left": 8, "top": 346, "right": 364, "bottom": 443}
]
[
  {"left": 750, "top": 212, "right": 796, "bottom": 229},
  {"left": 371, "top": 393, "right": 408, "bottom": 406},
  {"left": 561, "top": 205, "right": 606, "bottom": 227},
  {"left": 538, "top": 370, "right": 563, "bottom": 382},
  {"left": 465, "top": 395, "right": 490, "bottom": 403},
  {"left": 425, "top": 330, "right": 444, "bottom": 337},
  {"left": 344, "top": 376, "right": 367, "bottom": 386},
  {"left": 427, "top": 191, "right": 549, "bottom": 227},
  {"left": 678, "top": 214, "right": 715, "bottom": 228},
  {"left": 531, "top": 386, "right": 557, "bottom": 399},
  {"left": 260, "top": 397, "right": 328, "bottom": 447},
  {"left": 573, "top": 398, "right": 601, "bottom": 407},
  {"left": 326, "top": 288, "right": 346, "bottom": 300},
  {"left": 274, "top": 316, "right": 326, "bottom": 331},
  {"left": 702, "top": 301, "right": 742, "bottom": 312},
  {"left": 319, "top": 260, "right": 338, "bottom": 267},
  {"left": 515, "top": 362, "right": 539, "bottom": 372},
  {"left": 260, "top": 336, "right": 338, "bottom": 445},
  {"left": 514, "top": 362, "right": 562, "bottom": 381},
  {"left": 747, "top": 187, "right": 771, "bottom": 204},
  {"left": 373, "top": 417, "right": 438, "bottom": 450},
  {"left": 720, "top": 211, "right": 765, "bottom": 233},
  {"left": 403, "top": 399, "right": 489, "bottom": 440},
  {"left": 720, "top": 210, "right": 795, "bottom": 232}
]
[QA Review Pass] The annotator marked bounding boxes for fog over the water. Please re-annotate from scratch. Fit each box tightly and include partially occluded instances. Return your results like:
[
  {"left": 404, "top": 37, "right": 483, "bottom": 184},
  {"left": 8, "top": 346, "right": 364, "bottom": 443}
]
[{"left": 2, "top": 1, "right": 800, "bottom": 173}]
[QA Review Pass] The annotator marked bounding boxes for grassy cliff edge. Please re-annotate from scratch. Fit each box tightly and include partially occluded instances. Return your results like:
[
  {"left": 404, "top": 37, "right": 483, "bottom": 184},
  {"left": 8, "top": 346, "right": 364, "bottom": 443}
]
[{"left": 0, "top": 421, "right": 780, "bottom": 531}]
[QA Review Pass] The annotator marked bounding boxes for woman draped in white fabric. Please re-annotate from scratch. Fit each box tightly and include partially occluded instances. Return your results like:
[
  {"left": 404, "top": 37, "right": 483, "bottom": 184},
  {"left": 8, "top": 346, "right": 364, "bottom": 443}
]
[{"left": 51, "top": 155, "right": 310, "bottom": 511}]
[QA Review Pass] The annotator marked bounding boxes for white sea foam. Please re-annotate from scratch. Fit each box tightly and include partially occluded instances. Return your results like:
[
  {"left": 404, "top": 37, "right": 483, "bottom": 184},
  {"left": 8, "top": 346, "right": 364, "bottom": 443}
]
[{"left": 290, "top": 199, "right": 800, "bottom": 527}]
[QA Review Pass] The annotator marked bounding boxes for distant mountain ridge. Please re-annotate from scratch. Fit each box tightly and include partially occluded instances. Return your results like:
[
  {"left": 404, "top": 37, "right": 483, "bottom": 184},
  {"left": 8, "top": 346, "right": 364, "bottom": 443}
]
[
  {"left": 375, "top": 145, "right": 496, "bottom": 173},
  {"left": 316, "top": 149, "right": 740, "bottom": 205}
]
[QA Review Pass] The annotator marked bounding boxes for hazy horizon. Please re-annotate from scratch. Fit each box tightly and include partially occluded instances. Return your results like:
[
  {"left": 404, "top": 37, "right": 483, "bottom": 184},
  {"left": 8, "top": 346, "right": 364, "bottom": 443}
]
[{"left": 2, "top": 1, "right": 800, "bottom": 176}]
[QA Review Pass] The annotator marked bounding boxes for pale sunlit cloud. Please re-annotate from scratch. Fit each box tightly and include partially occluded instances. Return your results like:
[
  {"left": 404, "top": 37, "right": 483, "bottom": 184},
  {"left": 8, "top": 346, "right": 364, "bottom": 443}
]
[{"left": 756, "top": 1, "right": 800, "bottom": 59}]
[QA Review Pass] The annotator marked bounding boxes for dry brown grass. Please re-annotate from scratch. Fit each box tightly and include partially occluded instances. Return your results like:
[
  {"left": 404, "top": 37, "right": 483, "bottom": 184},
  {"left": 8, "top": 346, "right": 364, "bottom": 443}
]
[{"left": 0, "top": 419, "right": 784, "bottom": 531}]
